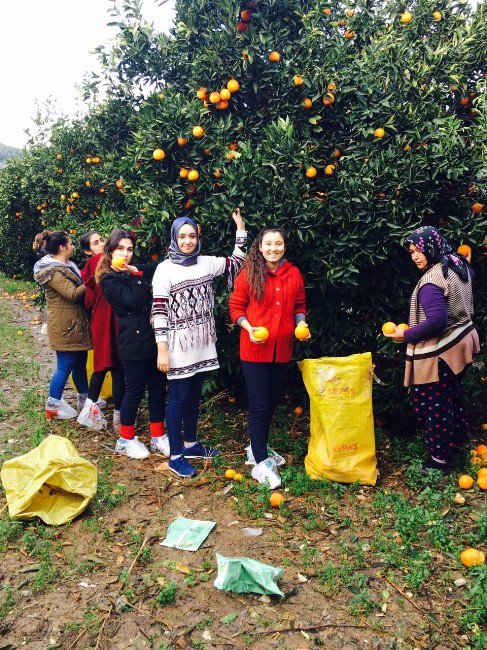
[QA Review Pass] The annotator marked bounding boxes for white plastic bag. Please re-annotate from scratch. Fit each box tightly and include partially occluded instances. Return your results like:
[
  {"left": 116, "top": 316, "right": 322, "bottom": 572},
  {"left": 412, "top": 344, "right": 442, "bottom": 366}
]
[{"left": 77, "top": 399, "right": 107, "bottom": 431}]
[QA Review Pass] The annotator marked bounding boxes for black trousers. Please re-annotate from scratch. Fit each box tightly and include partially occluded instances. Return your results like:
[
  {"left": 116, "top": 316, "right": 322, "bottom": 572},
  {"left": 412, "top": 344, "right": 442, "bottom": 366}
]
[
  {"left": 88, "top": 368, "right": 125, "bottom": 411},
  {"left": 120, "top": 357, "right": 167, "bottom": 427}
]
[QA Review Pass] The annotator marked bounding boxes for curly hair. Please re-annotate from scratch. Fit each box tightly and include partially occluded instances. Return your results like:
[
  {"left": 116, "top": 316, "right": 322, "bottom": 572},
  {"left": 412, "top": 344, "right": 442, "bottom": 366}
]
[
  {"left": 95, "top": 228, "right": 135, "bottom": 283},
  {"left": 34, "top": 230, "right": 69, "bottom": 255},
  {"left": 244, "top": 227, "right": 287, "bottom": 301}
]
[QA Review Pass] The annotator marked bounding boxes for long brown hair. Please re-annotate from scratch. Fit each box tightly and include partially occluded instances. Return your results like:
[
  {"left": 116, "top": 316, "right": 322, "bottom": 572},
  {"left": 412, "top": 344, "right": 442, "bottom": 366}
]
[
  {"left": 244, "top": 227, "right": 287, "bottom": 301},
  {"left": 95, "top": 228, "right": 135, "bottom": 283}
]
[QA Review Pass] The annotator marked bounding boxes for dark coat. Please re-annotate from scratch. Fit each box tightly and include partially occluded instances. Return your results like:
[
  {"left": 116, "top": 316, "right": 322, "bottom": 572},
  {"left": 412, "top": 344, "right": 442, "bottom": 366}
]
[{"left": 100, "top": 264, "right": 158, "bottom": 362}]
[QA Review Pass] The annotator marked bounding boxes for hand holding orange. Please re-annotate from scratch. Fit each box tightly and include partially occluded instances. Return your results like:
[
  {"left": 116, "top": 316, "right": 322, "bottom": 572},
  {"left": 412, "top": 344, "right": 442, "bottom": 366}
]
[
  {"left": 112, "top": 256, "right": 126, "bottom": 270},
  {"left": 295, "top": 323, "right": 310, "bottom": 340},
  {"left": 253, "top": 326, "right": 269, "bottom": 341}
]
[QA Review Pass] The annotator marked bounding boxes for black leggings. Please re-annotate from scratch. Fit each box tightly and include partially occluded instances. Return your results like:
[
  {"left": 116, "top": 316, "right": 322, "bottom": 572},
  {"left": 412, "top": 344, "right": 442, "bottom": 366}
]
[{"left": 88, "top": 368, "right": 125, "bottom": 411}]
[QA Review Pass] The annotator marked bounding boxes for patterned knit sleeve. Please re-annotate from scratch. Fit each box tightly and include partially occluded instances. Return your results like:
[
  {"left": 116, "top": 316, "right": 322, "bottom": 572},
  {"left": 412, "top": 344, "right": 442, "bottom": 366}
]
[
  {"left": 151, "top": 263, "right": 171, "bottom": 344},
  {"left": 208, "top": 230, "right": 248, "bottom": 289}
]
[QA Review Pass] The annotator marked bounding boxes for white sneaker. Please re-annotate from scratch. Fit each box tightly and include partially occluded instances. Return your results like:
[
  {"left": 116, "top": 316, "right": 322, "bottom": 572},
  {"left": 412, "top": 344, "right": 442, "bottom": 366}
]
[
  {"left": 115, "top": 437, "right": 150, "bottom": 459},
  {"left": 112, "top": 410, "right": 121, "bottom": 435},
  {"left": 77, "top": 398, "right": 107, "bottom": 430},
  {"left": 77, "top": 393, "right": 89, "bottom": 410},
  {"left": 45, "top": 398, "right": 77, "bottom": 420},
  {"left": 245, "top": 445, "right": 286, "bottom": 467},
  {"left": 251, "top": 458, "right": 282, "bottom": 489},
  {"left": 97, "top": 397, "right": 107, "bottom": 409},
  {"left": 150, "top": 434, "right": 170, "bottom": 456}
]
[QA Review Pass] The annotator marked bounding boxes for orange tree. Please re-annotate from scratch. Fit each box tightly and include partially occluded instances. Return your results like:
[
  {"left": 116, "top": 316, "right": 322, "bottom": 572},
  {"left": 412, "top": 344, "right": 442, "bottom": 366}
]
[{"left": 0, "top": 0, "right": 485, "bottom": 416}]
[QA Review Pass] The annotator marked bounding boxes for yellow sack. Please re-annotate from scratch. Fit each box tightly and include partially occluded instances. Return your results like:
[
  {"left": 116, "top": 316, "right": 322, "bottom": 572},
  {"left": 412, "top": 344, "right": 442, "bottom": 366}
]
[
  {"left": 69, "top": 349, "right": 113, "bottom": 400},
  {"left": 0, "top": 435, "right": 97, "bottom": 525},
  {"left": 298, "top": 352, "right": 377, "bottom": 486}
]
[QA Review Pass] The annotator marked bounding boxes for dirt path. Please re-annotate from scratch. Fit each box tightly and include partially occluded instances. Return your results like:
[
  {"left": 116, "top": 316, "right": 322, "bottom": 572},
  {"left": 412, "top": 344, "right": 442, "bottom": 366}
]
[{"left": 0, "top": 287, "right": 484, "bottom": 650}]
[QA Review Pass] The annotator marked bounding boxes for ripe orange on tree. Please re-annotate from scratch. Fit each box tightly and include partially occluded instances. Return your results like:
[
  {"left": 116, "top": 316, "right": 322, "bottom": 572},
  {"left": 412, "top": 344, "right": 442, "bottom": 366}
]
[
  {"left": 347, "top": 9, "right": 355, "bottom": 17},
  {"left": 177, "top": 137, "right": 188, "bottom": 146},
  {"left": 293, "top": 75, "right": 304, "bottom": 86},
  {"left": 302, "top": 98, "right": 312, "bottom": 108},
  {"left": 217, "top": 100, "right": 229, "bottom": 110},
  {"left": 432, "top": 11, "right": 442, "bottom": 20},
  {"left": 153, "top": 148, "right": 165, "bottom": 160},
  {"left": 328, "top": 82, "right": 336, "bottom": 91},
  {"left": 325, "top": 164, "right": 336, "bottom": 176},
  {"left": 374, "top": 127, "right": 386, "bottom": 138},
  {"left": 240, "top": 9, "right": 252, "bottom": 21},
  {"left": 294, "top": 406, "right": 303, "bottom": 415},
  {"left": 237, "top": 21, "right": 249, "bottom": 33},
  {"left": 323, "top": 92, "right": 335, "bottom": 105},
  {"left": 323, "top": 7, "right": 331, "bottom": 15},
  {"left": 254, "top": 326, "right": 269, "bottom": 341},
  {"left": 220, "top": 88, "right": 231, "bottom": 100},
  {"left": 196, "top": 87, "right": 207, "bottom": 99},
  {"left": 269, "top": 51, "right": 280, "bottom": 62},
  {"left": 476, "top": 444, "right": 487, "bottom": 455},
  {"left": 229, "top": 142, "right": 239, "bottom": 151},
  {"left": 344, "top": 30, "right": 355, "bottom": 39},
  {"left": 471, "top": 203, "right": 484, "bottom": 214},
  {"left": 333, "top": 148, "right": 341, "bottom": 158},
  {"left": 179, "top": 168, "right": 189, "bottom": 179},
  {"left": 187, "top": 170, "right": 199, "bottom": 182},
  {"left": 209, "top": 91, "right": 221, "bottom": 104},
  {"left": 193, "top": 125, "right": 204, "bottom": 138},
  {"left": 227, "top": 79, "right": 239, "bottom": 93},
  {"left": 306, "top": 166, "right": 317, "bottom": 178},
  {"left": 400, "top": 12, "right": 412, "bottom": 24},
  {"left": 458, "top": 474, "right": 474, "bottom": 489}
]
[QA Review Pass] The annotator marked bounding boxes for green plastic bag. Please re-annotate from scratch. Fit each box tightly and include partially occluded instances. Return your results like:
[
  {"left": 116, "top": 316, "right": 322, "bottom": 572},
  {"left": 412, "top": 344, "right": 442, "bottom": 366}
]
[
  {"left": 214, "top": 553, "right": 284, "bottom": 596},
  {"left": 0, "top": 435, "right": 97, "bottom": 525},
  {"left": 160, "top": 517, "right": 216, "bottom": 551}
]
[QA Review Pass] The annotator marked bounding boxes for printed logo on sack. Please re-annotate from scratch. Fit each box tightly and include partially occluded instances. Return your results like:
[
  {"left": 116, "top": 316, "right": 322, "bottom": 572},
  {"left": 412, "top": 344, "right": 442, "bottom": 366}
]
[{"left": 333, "top": 443, "right": 358, "bottom": 456}]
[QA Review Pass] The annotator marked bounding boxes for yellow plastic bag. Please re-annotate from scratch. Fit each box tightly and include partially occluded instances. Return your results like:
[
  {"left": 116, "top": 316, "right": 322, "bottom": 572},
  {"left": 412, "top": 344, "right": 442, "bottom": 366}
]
[
  {"left": 0, "top": 435, "right": 97, "bottom": 525},
  {"left": 298, "top": 352, "right": 377, "bottom": 486},
  {"left": 69, "top": 349, "right": 112, "bottom": 400}
]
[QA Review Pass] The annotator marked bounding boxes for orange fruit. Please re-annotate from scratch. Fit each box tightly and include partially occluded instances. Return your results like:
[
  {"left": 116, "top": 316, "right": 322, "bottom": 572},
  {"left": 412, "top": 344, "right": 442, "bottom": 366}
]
[
  {"left": 302, "top": 98, "right": 312, "bottom": 108},
  {"left": 270, "top": 493, "right": 284, "bottom": 508},
  {"left": 400, "top": 12, "right": 412, "bottom": 24},
  {"left": 306, "top": 166, "right": 317, "bottom": 178},
  {"left": 294, "top": 406, "right": 303, "bottom": 415},
  {"left": 471, "top": 203, "right": 484, "bottom": 214},
  {"left": 460, "top": 548, "right": 485, "bottom": 567},
  {"left": 237, "top": 21, "right": 249, "bottom": 33},
  {"left": 152, "top": 148, "right": 165, "bottom": 161},
  {"left": 432, "top": 11, "right": 442, "bottom": 20},
  {"left": 217, "top": 100, "right": 229, "bottom": 109},
  {"left": 460, "top": 97, "right": 469, "bottom": 106},
  {"left": 254, "top": 326, "right": 269, "bottom": 341},
  {"left": 328, "top": 82, "right": 336, "bottom": 91},
  {"left": 86, "top": 157, "right": 92, "bottom": 164},
  {"left": 323, "top": 93, "right": 335, "bottom": 105},
  {"left": 213, "top": 169, "right": 222, "bottom": 178},
  {"left": 374, "top": 128, "right": 386, "bottom": 138},
  {"left": 476, "top": 444, "right": 487, "bottom": 455},
  {"left": 477, "top": 475, "right": 487, "bottom": 490},
  {"left": 196, "top": 87, "right": 207, "bottom": 99},
  {"left": 177, "top": 137, "right": 188, "bottom": 146},
  {"left": 229, "top": 143, "right": 239, "bottom": 151},
  {"left": 478, "top": 467, "right": 487, "bottom": 479},
  {"left": 403, "top": 144, "right": 411, "bottom": 151},
  {"left": 396, "top": 323, "right": 410, "bottom": 331},
  {"left": 71, "top": 192, "right": 79, "bottom": 199},
  {"left": 325, "top": 164, "right": 335, "bottom": 175},
  {"left": 225, "top": 469, "right": 236, "bottom": 479},
  {"left": 347, "top": 9, "right": 355, "bottom": 17},
  {"left": 226, "top": 151, "right": 235, "bottom": 161},
  {"left": 295, "top": 323, "right": 310, "bottom": 340},
  {"left": 220, "top": 88, "right": 231, "bottom": 100},
  {"left": 269, "top": 51, "right": 281, "bottom": 62},
  {"left": 240, "top": 9, "right": 252, "bottom": 21},
  {"left": 333, "top": 148, "right": 341, "bottom": 158},
  {"left": 193, "top": 125, "right": 204, "bottom": 138},
  {"left": 233, "top": 473, "right": 244, "bottom": 482},
  {"left": 293, "top": 75, "right": 304, "bottom": 86},
  {"left": 209, "top": 91, "right": 221, "bottom": 104},
  {"left": 344, "top": 29, "right": 355, "bottom": 39},
  {"left": 382, "top": 322, "right": 397, "bottom": 335},
  {"left": 323, "top": 7, "right": 331, "bottom": 15},
  {"left": 458, "top": 475, "right": 474, "bottom": 489},
  {"left": 112, "top": 256, "right": 126, "bottom": 269},
  {"left": 179, "top": 168, "right": 189, "bottom": 179},
  {"left": 187, "top": 170, "right": 199, "bottom": 182},
  {"left": 457, "top": 244, "right": 471, "bottom": 257},
  {"left": 227, "top": 79, "right": 240, "bottom": 93}
]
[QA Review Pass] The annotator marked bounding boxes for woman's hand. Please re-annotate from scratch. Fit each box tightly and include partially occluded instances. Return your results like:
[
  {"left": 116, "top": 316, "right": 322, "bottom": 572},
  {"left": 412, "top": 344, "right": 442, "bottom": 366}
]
[
  {"left": 247, "top": 327, "right": 266, "bottom": 344},
  {"left": 301, "top": 322, "right": 312, "bottom": 340},
  {"left": 232, "top": 207, "right": 245, "bottom": 231},
  {"left": 157, "top": 344, "right": 170, "bottom": 373},
  {"left": 383, "top": 328, "right": 405, "bottom": 343}
]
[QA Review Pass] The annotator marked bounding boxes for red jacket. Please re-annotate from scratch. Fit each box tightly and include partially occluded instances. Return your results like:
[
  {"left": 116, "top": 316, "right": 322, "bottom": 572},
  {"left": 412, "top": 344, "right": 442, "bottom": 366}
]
[
  {"left": 81, "top": 254, "right": 120, "bottom": 371},
  {"left": 229, "top": 260, "right": 306, "bottom": 363}
]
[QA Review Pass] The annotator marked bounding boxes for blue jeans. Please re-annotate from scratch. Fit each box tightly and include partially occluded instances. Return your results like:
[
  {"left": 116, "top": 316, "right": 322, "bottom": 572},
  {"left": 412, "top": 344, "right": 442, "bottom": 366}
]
[
  {"left": 241, "top": 361, "right": 290, "bottom": 464},
  {"left": 49, "top": 351, "right": 89, "bottom": 400},
  {"left": 166, "top": 372, "right": 207, "bottom": 456}
]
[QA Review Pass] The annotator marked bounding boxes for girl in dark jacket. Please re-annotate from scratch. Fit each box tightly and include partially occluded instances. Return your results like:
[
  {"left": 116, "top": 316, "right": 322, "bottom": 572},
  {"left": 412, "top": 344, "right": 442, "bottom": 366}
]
[{"left": 97, "top": 229, "right": 168, "bottom": 459}]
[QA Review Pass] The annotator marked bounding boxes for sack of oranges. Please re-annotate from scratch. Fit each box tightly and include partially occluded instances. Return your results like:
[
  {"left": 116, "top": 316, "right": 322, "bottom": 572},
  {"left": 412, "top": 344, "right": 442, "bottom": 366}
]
[{"left": 298, "top": 352, "right": 377, "bottom": 485}]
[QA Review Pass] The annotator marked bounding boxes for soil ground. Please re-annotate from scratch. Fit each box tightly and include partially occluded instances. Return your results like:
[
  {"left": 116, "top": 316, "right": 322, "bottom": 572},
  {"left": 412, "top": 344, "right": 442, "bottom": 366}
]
[{"left": 0, "top": 281, "right": 485, "bottom": 650}]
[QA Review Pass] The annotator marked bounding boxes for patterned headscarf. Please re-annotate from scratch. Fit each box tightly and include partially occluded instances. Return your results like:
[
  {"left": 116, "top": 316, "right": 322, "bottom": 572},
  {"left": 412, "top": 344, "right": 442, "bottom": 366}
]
[
  {"left": 166, "top": 216, "right": 201, "bottom": 266},
  {"left": 403, "top": 226, "right": 469, "bottom": 282}
]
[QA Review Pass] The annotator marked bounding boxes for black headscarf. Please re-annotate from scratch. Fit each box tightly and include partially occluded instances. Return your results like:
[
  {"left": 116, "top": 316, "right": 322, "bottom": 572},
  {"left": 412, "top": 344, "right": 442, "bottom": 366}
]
[{"left": 403, "top": 226, "right": 469, "bottom": 282}]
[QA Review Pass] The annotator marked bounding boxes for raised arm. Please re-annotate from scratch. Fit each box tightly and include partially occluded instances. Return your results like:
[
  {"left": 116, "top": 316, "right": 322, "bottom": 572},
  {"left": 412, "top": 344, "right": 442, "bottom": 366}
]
[
  {"left": 49, "top": 270, "right": 86, "bottom": 303},
  {"left": 209, "top": 208, "right": 247, "bottom": 287}
]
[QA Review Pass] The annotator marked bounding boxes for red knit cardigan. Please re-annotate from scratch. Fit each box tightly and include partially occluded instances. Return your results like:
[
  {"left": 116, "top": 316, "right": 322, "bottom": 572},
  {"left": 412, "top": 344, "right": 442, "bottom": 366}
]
[{"left": 229, "top": 260, "right": 306, "bottom": 363}]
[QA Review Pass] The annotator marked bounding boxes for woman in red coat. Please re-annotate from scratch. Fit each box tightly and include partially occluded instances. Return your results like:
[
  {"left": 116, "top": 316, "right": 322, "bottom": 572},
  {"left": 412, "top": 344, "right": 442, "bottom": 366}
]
[
  {"left": 77, "top": 230, "right": 125, "bottom": 432},
  {"left": 229, "top": 227, "right": 308, "bottom": 488}
]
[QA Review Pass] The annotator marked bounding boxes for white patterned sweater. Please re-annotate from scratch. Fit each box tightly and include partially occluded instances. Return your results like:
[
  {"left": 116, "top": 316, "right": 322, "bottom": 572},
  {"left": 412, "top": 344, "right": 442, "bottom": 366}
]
[{"left": 151, "top": 231, "right": 247, "bottom": 379}]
